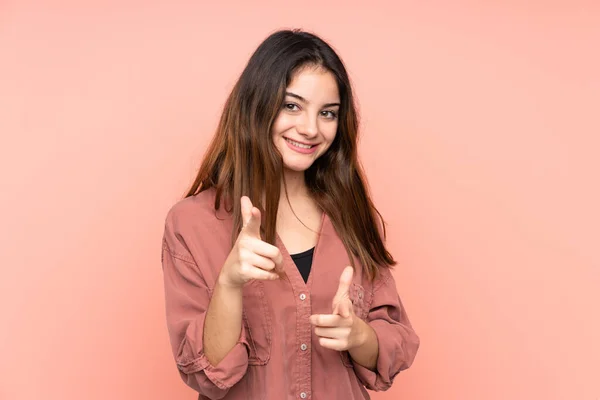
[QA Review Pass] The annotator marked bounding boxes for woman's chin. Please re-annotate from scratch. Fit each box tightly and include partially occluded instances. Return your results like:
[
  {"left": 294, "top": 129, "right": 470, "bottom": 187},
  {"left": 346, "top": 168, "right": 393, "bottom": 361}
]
[{"left": 282, "top": 162, "right": 312, "bottom": 173}]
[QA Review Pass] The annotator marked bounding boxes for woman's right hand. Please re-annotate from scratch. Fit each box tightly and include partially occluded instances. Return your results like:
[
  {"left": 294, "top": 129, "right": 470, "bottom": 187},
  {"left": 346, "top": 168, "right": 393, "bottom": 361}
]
[{"left": 217, "top": 196, "right": 283, "bottom": 288}]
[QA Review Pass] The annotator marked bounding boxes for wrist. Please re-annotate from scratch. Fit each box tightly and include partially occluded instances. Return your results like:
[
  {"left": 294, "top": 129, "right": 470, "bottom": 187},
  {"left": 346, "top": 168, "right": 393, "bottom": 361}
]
[
  {"left": 217, "top": 272, "right": 244, "bottom": 291},
  {"left": 353, "top": 318, "right": 370, "bottom": 348},
  {"left": 348, "top": 319, "right": 379, "bottom": 371}
]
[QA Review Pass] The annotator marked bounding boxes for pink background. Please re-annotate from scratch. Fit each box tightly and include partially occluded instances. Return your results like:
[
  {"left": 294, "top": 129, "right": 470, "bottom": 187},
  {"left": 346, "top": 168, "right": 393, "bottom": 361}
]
[{"left": 1, "top": 1, "right": 599, "bottom": 399}]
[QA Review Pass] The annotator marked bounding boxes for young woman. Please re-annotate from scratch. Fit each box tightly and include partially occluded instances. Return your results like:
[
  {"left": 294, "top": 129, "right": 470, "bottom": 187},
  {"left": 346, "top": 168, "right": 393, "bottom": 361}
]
[{"left": 161, "top": 29, "right": 420, "bottom": 400}]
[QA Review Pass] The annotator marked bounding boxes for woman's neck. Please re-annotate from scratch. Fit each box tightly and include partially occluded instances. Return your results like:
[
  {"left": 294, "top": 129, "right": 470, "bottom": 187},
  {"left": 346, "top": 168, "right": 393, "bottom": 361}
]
[{"left": 281, "top": 168, "right": 308, "bottom": 199}]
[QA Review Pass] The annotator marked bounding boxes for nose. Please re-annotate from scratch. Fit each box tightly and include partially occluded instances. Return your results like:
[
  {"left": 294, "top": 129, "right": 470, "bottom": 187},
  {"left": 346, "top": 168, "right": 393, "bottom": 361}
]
[{"left": 297, "top": 114, "right": 319, "bottom": 138}]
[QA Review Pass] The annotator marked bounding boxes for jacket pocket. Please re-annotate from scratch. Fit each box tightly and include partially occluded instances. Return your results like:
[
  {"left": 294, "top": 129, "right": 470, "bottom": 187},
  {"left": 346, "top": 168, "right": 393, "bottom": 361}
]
[
  {"left": 242, "top": 280, "right": 272, "bottom": 365},
  {"left": 349, "top": 282, "right": 370, "bottom": 320}
]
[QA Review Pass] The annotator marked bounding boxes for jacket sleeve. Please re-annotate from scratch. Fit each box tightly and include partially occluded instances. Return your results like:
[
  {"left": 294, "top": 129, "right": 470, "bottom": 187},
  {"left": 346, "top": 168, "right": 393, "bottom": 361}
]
[
  {"left": 161, "top": 213, "right": 250, "bottom": 399},
  {"left": 352, "top": 267, "right": 420, "bottom": 391}
]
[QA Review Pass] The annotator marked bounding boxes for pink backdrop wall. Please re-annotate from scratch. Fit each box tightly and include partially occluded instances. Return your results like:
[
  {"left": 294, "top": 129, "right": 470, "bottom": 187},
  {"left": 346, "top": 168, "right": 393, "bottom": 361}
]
[{"left": 1, "top": 1, "right": 599, "bottom": 399}]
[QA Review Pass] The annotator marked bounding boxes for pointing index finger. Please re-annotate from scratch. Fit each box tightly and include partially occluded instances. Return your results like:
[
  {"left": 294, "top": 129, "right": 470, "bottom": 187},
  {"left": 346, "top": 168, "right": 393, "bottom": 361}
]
[{"left": 310, "top": 314, "right": 345, "bottom": 327}]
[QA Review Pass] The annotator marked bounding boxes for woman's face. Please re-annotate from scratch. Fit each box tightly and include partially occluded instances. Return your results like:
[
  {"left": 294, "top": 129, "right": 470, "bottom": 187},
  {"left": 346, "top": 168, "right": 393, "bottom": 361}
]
[{"left": 271, "top": 66, "right": 340, "bottom": 174}]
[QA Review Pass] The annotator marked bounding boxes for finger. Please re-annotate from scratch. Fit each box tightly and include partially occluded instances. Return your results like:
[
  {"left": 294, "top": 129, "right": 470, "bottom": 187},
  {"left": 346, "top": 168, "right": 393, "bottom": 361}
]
[
  {"left": 273, "top": 249, "right": 284, "bottom": 268},
  {"left": 241, "top": 196, "right": 261, "bottom": 238},
  {"left": 245, "top": 238, "right": 282, "bottom": 263},
  {"left": 240, "top": 196, "right": 252, "bottom": 224},
  {"left": 333, "top": 298, "right": 352, "bottom": 319},
  {"left": 240, "top": 262, "right": 279, "bottom": 281},
  {"left": 317, "top": 337, "right": 346, "bottom": 351},
  {"left": 241, "top": 239, "right": 284, "bottom": 280},
  {"left": 334, "top": 266, "right": 354, "bottom": 300},
  {"left": 240, "top": 249, "right": 276, "bottom": 271},
  {"left": 314, "top": 326, "right": 349, "bottom": 339},
  {"left": 310, "top": 314, "right": 349, "bottom": 327}
]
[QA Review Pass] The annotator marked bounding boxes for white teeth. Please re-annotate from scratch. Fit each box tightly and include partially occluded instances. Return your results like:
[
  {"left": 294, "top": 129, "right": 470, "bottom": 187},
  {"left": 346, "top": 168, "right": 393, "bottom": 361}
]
[{"left": 285, "top": 138, "right": 313, "bottom": 149}]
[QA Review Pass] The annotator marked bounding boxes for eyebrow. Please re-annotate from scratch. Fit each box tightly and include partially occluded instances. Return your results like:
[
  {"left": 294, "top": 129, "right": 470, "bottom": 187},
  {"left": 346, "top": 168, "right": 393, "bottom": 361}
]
[{"left": 285, "top": 91, "right": 340, "bottom": 108}]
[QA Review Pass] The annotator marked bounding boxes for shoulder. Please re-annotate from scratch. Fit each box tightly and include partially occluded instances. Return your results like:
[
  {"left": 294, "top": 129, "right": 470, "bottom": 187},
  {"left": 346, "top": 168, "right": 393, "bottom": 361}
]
[
  {"left": 163, "top": 188, "right": 231, "bottom": 251},
  {"left": 164, "top": 188, "right": 220, "bottom": 229}
]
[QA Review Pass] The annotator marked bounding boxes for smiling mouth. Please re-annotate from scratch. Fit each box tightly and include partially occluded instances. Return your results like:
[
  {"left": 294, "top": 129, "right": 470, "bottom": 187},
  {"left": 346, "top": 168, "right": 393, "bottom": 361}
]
[{"left": 284, "top": 137, "right": 317, "bottom": 149}]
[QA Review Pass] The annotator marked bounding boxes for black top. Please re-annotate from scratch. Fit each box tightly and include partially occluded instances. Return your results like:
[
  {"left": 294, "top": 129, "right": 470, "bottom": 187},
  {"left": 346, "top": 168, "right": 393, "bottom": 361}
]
[{"left": 290, "top": 247, "right": 314, "bottom": 283}]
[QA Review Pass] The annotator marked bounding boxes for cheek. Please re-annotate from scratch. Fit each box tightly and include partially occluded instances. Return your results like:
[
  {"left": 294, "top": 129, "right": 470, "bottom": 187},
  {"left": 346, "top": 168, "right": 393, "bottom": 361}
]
[
  {"left": 272, "top": 114, "right": 294, "bottom": 136},
  {"left": 324, "top": 124, "right": 338, "bottom": 143}
]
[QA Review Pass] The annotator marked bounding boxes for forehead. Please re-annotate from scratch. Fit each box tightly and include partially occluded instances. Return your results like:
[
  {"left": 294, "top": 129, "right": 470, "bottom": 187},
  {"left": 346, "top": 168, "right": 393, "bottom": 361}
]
[{"left": 287, "top": 66, "right": 340, "bottom": 102}]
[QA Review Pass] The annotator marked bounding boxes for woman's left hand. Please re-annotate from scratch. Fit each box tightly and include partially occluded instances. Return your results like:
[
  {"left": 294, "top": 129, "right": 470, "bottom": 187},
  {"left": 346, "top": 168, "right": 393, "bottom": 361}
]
[{"left": 310, "top": 266, "right": 370, "bottom": 351}]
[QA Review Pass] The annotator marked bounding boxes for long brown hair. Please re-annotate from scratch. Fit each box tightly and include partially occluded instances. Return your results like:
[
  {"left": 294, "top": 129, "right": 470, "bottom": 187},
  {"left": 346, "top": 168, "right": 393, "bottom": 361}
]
[{"left": 185, "top": 29, "right": 396, "bottom": 280}]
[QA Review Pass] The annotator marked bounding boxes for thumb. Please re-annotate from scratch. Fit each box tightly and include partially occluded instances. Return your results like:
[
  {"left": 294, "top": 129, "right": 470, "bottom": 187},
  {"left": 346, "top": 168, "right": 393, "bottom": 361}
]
[
  {"left": 332, "top": 266, "right": 354, "bottom": 317},
  {"left": 241, "top": 196, "right": 261, "bottom": 238},
  {"left": 334, "top": 266, "right": 353, "bottom": 300},
  {"left": 333, "top": 298, "right": 352, "bottom": 319}
]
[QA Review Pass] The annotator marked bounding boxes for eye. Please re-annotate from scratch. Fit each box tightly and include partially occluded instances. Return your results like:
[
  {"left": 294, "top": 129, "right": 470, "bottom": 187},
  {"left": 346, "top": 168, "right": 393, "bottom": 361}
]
[
  {"left": 321, "top": 110, "right": 338, "bottom": 120},
  {"left": 283, "top": 103, "right": 300, "bottom": 111}
]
